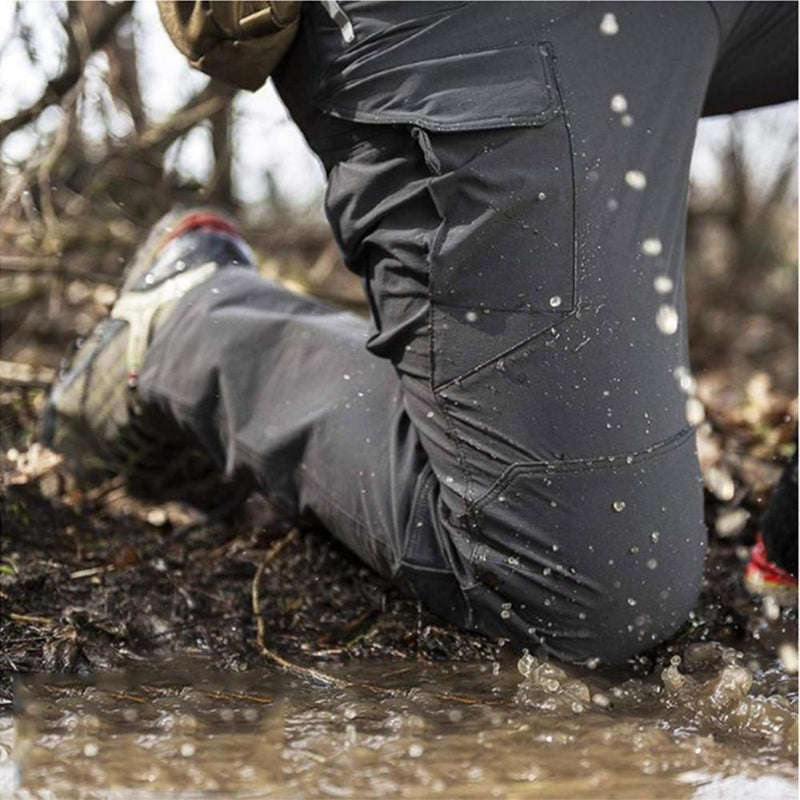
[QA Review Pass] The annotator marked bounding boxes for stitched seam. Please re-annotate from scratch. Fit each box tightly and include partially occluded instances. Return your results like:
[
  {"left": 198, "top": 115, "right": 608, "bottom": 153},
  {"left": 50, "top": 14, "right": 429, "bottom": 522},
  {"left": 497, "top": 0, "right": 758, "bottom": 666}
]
[
  {"left": 470, "top": 425, "right": 696, "bottom": 515},
  {"left": 397, "top": 464, "right": 436, "bottom": 567},
  {"left": 432, "top": 299, "right": 568, "bottom": 313},
  {"left": 545, "top": 41, "right": 579, "bottom": 309},
  {"left": 396, "top": 562, "right": 454, "bottom": 576},
  {"left": 436, "top": 309, "right": 576, "bottom": 392},
  {"left": 450, "top": 424, "right": 543, "bottom": 465},
  {"left": 422, "top": 153, "right": 475, "bottom": 507},
  {"left": 319, "top": 42, "right": 560, "bottom": 130},
  {"left": 319, "top": 105, "right": 559, "bottom": 132},
  {"left": 705, "top": 2, "right": 723, "bottom": 47}
]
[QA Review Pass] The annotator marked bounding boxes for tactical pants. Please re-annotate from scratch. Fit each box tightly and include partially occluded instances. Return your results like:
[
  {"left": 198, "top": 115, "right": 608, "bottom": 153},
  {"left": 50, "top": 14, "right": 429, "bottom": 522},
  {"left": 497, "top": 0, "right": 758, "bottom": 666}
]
[{"left": 139, "top": 2, "right": 797, "bottom": 663}]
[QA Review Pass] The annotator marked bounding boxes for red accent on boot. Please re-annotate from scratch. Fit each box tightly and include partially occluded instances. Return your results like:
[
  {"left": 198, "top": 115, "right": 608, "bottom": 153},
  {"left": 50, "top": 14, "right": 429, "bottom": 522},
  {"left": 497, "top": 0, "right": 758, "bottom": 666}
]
[
  {"left": 165, "top": 212, "right": 242, "bottom": 245},
  {"left": 745, "top": 534, "right": 798, "bottom": 588}
]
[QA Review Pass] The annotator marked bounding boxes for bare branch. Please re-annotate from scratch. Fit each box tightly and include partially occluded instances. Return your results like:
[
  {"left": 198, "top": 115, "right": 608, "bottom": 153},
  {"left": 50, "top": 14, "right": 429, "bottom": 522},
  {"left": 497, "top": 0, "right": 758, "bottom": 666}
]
[{"left": 0, "top": 1, "right": 133, "bottom": 143}]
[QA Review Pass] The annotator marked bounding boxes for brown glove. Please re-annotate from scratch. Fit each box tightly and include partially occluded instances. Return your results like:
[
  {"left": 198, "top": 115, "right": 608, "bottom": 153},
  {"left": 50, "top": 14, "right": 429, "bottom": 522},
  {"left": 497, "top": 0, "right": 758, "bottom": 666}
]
[{"left": 157, "top": 1, "right": 301, "bottom": 91}]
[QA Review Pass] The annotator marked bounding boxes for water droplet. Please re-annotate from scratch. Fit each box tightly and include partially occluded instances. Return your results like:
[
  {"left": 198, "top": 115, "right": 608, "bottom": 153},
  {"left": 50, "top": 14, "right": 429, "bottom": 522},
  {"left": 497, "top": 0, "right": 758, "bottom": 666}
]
[
  {"left": 465, "top": 310, "right": 479, "bottom": 323},
  {"left": 599, "top": 12, "right": 619, "bottom": 35},
  {"left": 641, "top": 238, "right": 662, "bottom": 256},
  {"left": 445, "top": 475, "right": 454, "bottom": 484},
  {"left": 651, "top": 531, "right": 661, "bottom": 543},
  {"left": 612, "top": 500, "right": 626, "bottom": 512},
  {"left": 83, "top": 743, "right": 99, "bottom": 757},
  {"left": 508, "top": 555, "right": 520, "bottom": 566},
  {"left": 518, "top": 651, "right": 537, "bottom": 677},
  {"left": 549, "top": 295, "right": 562, "bottom": 308},
  {"left": 646, "top": 558, "right": 658, "bottom": 570},
  {"left": 144, "top": 273, "right": 155, "bottom": 286},
  {"left": 343, "top": 373, "right": 351, "bottom": 380},
  {"left": 621, "top": 114, "right": 634, "bottom": 127},
  {"left": 655, "top": 304, "right": 679, "bottom": 335},
  {"left": 408, "top": 743, "right": 424, "bottom": 758},
  {"left": 610, "top": 94, "right": 628, "bottom": 113},
  {"left": 607, "top": 198, "right": 619, "bottom": 211},
  {"left": 175, "top": 260, "right": 186, "bottom": 272},
  {"left": 501, "top": 608, "right": 511, "bottom": 619},
  {"left": 629, "top": 545, "right": 639, "bottom": 554},
  {"left": 426, "top": 411, "right": 435, "bottom": 419},
  {"left": 763, "top": 595, "right": 780, "bottom": 621},
  {"left": 779, "top": 643, "right": 798, "bottom": 674},
  {"left": 543, "top": 567, "right": 552, "bottom": 576},
  {"left": 625, "top": 170, "right": 647, "bottom": 190},
  {"left": 627, "top": 597, "right": 637, "bottom": 606},
  {"left": 685, "top": 397, "right": 705, "bottom": 425},
  {"left": 592, "top": 692, "right": 611, "bottom": 708},
  {"left": 538, "top": 191, "right": 547, "bottom": 201},
  {"left": 674, "top": 366, "right": 697, "bottom": 394},
  {"left": 654, "top": 275, "right": 673, "bottom": 294}
]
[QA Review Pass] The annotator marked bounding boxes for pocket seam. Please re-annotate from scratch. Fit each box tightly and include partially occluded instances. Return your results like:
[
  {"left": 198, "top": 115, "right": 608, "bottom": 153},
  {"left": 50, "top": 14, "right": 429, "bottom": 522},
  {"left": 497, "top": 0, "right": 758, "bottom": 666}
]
[
  {"left": 421, "top": 41, "right": 576, "bottom": 317},
  {"left": 318, "top": 42, "right": 561, "bottom": 132},
  {"left": 466, "top": 425, "right": 697, "bottom": 517}
]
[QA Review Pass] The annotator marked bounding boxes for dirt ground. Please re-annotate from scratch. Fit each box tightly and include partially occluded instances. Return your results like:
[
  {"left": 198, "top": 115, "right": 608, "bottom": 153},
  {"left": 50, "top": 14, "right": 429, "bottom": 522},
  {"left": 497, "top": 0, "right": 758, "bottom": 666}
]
[{"left": 1, "top": 362, "right": 797, "bottom": 704}]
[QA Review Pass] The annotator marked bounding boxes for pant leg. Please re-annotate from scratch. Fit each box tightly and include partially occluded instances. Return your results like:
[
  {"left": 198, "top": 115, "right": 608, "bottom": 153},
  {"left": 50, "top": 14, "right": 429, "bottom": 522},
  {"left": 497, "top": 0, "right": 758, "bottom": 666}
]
[
  {"left": 281, "top": 1, "right": 719, "bottom": 661},
  {"left": 703, "top": 1, "right": 797, "bottom": 116},
  {"left": 139, "top": 1, "right": 789, "bottom": 664}
]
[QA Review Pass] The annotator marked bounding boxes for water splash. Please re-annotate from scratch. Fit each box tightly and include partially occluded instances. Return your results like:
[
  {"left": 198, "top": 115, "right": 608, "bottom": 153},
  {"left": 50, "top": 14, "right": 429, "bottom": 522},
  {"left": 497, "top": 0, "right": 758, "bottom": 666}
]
[
  {"left": 655, "top": 305, "right": 678, "bottom": 335},
  {"left": 654, "top": 275, "right": 674, "bottom": 294},
  {"left": 625, "top": 170, "right": 647, "bottom": 190},
  {"left": 610, "top": 94, "right": 628, "bottom": 113},
  {"left": 641, "top": 238, "right": 663, "bottom": 256},
  {"left": 599, "top": 12, "right": 619, "bottom": 35}
]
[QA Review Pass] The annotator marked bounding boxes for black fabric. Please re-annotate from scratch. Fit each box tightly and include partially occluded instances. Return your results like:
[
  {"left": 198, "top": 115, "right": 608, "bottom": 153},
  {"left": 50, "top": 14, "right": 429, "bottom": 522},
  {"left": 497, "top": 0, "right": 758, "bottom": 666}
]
[
  {"left": 762, "top": 440, "right": 798, "bottom": 576},
  {"left": 139, "top": 2, "right": 797, "bottom": 664}
]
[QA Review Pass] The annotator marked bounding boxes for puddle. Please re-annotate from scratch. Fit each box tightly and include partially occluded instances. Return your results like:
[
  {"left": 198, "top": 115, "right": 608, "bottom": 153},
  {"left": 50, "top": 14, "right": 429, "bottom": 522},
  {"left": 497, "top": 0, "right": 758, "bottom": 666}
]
[{"left": 1, "top": 644, "right": 796, "bottom": 799}]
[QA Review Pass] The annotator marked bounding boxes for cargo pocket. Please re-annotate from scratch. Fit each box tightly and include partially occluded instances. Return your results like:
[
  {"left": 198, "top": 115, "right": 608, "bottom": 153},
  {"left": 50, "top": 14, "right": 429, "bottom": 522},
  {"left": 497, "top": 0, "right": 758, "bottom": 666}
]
[
  {"left": 320, "top": 41, "right": 574, "bottom": 308},
  {"left": 314, "top": 25, "right": 576, "bottom": 382}
]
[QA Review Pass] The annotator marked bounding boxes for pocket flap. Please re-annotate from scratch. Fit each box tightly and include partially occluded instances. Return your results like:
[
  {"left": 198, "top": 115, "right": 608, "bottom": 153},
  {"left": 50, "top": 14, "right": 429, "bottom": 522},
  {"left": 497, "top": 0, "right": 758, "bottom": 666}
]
[{"left": 319, "top": 43, "right": 559, "bottom": 132}]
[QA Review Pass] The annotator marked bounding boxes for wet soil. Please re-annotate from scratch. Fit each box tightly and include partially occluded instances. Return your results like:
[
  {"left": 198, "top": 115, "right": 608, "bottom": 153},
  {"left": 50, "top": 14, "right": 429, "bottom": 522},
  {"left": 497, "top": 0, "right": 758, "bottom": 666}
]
[
  {"left": 0, "top": 379, "right": 797, "bottom": 797},
  {"left": 1, "top": 380, "right": 796, "bottom": 695}
]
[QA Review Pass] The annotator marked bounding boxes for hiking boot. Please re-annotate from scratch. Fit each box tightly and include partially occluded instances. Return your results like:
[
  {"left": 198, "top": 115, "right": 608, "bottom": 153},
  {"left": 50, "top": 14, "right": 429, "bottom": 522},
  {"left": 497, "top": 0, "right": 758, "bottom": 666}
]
[
  {"left": 745, "top": 534, "right": 798, "bottom": 606},
  {"left": 41, "top": 208, "right": 256, "bottom": 487},
  {"left": 744, "top": 445, "right": 798, "bottom": 605}
]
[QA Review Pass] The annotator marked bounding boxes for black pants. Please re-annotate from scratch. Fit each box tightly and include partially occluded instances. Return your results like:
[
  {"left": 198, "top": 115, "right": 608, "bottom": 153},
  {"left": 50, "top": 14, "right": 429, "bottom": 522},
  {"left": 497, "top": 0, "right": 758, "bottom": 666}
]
[{"left": 139, "top": 2, "right": 797, "bottom": 663}]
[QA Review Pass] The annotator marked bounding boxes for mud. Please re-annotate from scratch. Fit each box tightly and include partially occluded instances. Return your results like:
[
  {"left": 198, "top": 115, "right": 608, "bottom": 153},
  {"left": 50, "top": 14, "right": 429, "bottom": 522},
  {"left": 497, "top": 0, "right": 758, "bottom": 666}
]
[{"left": 0, "top": 383, "right": 797, "bottom": 798}]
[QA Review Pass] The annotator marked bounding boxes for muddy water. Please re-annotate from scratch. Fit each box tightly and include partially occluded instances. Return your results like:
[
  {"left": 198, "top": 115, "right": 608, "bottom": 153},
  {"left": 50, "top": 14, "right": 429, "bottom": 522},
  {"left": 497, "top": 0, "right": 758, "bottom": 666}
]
[{"left": 0, "top": 639, "right": 796, "bottom": 800}]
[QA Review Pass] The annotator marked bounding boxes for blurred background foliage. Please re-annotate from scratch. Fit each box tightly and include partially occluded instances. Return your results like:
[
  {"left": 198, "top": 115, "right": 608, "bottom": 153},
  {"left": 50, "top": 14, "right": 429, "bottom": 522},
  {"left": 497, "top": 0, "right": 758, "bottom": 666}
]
[{"left": 0, "top": 0, "right": 796, "bottom": 404}]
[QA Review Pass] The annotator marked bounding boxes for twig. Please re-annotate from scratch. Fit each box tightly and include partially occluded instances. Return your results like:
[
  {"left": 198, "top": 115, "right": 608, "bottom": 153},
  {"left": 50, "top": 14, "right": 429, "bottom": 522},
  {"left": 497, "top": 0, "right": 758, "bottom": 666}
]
[
  {"left": 9, "top": 612, "right": 55, "bottom": 627},
  {"left": 252, "top": 530, "right": 336, "bottom": 683},
  {"left": 69, "top": 564, "right": 115, "bottom": 580},
  {"left": 0, "top": 360, "right": 55, "bottom": 388},
  {"left": 0, "top": 255, "right": 60, "bottom": 268},
  {"left": 0, "top": 259, "right": 121, "bottom": 284},
  {"left": 251, "top": 529, "right": 364, "bottom": 690},
  {"left": 0, "top": 2, "right": 134, "bottom": 142},
  {"left": 251, "top": 531, "right": 500, "bottom": 705}
]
